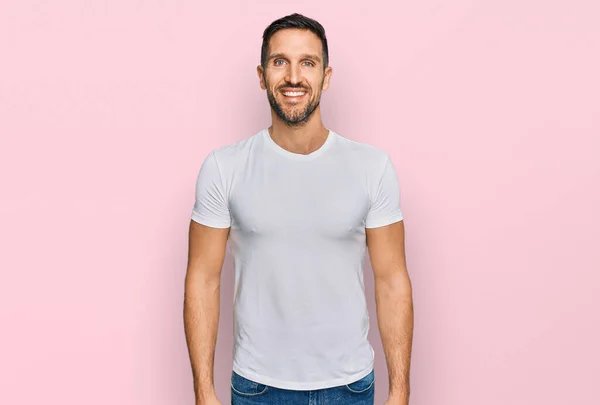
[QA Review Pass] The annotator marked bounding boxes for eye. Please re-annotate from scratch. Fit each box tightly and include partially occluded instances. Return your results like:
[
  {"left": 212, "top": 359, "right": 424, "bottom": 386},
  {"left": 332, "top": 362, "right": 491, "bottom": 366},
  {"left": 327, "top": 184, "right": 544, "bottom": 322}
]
[
  {"left": 303, "top": 61, "right": 315, "bottom": 67},
  {"left": 274, "top": 59, "right": 286, "bottom": 66}
]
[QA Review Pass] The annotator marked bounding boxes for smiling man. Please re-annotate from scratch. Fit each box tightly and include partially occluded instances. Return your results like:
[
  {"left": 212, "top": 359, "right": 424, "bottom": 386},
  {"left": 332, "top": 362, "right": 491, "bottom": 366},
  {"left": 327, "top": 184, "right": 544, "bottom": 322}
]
[{"left": 184, "top": 13, "right": 413, "bottom": 405}]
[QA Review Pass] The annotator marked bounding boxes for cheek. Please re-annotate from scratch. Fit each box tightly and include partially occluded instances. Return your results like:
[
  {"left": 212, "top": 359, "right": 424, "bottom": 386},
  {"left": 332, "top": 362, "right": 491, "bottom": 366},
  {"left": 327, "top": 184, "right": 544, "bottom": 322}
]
[
  {"left": 309, "top": 76, "right": 324, "bottom": 91},
  {"left": 266, "top": 71, "right": 283, "bottom": 83},
  {"left": 265, "top": 78, "right": 280, "bottom": 93}
]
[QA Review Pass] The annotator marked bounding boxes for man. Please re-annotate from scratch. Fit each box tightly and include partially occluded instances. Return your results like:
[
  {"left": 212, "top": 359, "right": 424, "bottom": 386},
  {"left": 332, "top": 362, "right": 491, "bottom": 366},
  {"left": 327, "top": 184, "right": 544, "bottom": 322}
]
[{"left": 184, "top": 13, "right": 413, "bottom": 405}]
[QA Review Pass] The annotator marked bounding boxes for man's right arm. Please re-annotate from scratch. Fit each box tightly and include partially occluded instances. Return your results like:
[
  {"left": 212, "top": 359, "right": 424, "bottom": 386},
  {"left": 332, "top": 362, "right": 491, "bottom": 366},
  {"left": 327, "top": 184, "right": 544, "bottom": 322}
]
[{"left": 184, "top": 219, "right": 230, "bottom": 405}]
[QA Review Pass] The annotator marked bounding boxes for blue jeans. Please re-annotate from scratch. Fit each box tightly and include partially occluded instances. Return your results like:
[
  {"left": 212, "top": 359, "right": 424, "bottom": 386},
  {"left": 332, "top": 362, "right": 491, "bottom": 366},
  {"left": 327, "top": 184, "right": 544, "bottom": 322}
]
[{"left": 230, "top": 369, "right": 375, "bottom": 405}]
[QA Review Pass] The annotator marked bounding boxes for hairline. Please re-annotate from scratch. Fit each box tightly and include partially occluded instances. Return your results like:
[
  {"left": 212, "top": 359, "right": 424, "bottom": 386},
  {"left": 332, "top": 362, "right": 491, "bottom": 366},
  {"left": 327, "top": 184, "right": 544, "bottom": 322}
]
[{"left": 262, "top": 26, "right": 328, "bottom": 70}]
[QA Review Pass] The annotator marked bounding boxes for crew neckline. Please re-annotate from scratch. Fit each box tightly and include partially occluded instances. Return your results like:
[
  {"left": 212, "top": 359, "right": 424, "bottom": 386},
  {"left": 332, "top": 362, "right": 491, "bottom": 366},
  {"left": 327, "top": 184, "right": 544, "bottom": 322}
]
[{"left": 262, "top": 128, "right": 335, "bottom": 161}]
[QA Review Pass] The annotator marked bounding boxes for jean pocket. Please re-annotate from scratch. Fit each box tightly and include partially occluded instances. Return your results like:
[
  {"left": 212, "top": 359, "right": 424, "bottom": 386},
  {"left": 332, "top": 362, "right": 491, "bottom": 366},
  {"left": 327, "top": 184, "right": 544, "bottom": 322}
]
[
  {"left": 231, "top": 371, "right": 269, "bottom": 397},
  {"left": 344, "top": 369, "right": 375, "bottom": 394}
]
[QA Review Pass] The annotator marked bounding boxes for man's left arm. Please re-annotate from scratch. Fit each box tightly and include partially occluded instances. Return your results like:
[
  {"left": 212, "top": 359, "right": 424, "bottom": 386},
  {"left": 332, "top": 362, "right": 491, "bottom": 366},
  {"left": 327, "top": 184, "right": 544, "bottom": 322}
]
[{"left": 366, "top": 219, "right": 413, "bottom": 405}]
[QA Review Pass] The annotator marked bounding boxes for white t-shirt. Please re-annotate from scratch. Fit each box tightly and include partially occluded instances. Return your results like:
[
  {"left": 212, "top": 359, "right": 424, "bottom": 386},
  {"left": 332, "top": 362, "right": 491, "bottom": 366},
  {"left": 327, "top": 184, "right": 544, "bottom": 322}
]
[{"left": 191, "top": 128, "right": 403, "bottom": 390}]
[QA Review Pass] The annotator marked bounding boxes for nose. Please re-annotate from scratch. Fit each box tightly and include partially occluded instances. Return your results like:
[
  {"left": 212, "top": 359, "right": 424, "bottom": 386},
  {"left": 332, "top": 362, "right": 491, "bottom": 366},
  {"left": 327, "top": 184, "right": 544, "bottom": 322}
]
[{"left": 284, "top": 63, "right": 302, "bottom": 85}]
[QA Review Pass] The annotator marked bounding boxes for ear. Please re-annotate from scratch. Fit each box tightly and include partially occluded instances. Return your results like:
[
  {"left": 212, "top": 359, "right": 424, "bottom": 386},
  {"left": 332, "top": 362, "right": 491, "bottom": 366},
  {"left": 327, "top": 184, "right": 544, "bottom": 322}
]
[
  {"left": 321, "top": 66, "right": 333, "bottom": 91},
  {"left": 257, "top": 65, "right": 266, "bottom": 90}
]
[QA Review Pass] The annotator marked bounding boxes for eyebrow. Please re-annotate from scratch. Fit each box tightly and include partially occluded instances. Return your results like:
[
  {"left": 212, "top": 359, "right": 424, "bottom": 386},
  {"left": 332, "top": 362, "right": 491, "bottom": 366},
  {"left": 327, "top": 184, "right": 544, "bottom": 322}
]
[{"left": 268, "top": 53, "right": 322, "bottom": 63}]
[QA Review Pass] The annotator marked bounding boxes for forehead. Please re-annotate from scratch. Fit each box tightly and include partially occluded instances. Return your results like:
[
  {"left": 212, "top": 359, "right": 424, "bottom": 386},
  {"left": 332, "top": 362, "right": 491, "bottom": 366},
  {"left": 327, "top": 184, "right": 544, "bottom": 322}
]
[{"left": 268, "top": 28, "right": 322, "bottom": 57}]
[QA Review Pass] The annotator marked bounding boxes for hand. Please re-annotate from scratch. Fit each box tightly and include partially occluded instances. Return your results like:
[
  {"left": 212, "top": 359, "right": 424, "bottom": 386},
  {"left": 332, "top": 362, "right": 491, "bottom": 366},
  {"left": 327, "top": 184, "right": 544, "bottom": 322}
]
[
  {"left": 196, "top": 394, "right": 222, "bottom": 405},
  {"left": 196, "top": 399, "right": 222, "bottom": 405},
  {"left": 383, "top": 396, "right": 408, "bottom": 405}
]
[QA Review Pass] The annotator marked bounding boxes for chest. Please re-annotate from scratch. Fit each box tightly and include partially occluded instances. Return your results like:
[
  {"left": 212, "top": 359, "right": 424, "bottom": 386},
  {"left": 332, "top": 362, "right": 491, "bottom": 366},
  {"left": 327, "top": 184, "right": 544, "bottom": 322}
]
[{"left": 228, "top": 163, "right": 369, "bottom": 239}]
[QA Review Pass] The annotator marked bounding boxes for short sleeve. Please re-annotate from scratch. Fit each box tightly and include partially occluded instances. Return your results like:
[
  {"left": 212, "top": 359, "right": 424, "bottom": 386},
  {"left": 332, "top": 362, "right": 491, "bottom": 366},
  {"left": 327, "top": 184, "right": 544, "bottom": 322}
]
[
  {"left": 191, "top": 151, "right": 231, "bottom": 228},
  {"left": 365, "top": 154, "right": 404, "bottom": 228}
]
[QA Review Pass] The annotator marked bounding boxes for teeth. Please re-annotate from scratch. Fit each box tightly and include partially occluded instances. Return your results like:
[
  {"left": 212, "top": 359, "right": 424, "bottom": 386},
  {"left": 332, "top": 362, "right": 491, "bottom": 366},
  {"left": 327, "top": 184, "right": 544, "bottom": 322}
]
[{"left": 283, "top": 91, "right": 305, "bottom": 96}]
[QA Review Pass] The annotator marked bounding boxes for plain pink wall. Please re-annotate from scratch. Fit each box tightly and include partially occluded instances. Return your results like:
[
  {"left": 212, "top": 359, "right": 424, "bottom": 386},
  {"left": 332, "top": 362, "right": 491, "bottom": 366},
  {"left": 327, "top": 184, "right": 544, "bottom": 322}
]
[{"left": 1, "top": 1, "right": 598, "bottom": 404}]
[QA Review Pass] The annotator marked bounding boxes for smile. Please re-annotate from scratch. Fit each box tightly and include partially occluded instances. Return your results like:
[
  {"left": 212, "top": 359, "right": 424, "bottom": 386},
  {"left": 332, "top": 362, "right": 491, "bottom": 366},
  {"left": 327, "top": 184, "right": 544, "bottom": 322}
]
[{"left": 282, "top": 91, "right": 306, "bottom": 97}]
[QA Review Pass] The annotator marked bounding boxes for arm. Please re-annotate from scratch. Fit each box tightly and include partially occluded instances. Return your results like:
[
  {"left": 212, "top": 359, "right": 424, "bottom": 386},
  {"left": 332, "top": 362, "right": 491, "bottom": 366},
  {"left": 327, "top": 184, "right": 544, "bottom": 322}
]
[
  {"left": 366, "top": 220, "right": 413, "bottom": 405},
  {"left": 184, "top": 220, "right": 230, "bottom": 404}
]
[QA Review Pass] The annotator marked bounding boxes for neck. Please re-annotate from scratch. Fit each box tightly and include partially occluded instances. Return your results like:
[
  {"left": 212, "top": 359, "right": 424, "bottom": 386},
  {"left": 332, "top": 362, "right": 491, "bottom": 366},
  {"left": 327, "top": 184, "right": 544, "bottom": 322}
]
[{"left": 268, "top": 108, "right": 329, "bottom": 155}]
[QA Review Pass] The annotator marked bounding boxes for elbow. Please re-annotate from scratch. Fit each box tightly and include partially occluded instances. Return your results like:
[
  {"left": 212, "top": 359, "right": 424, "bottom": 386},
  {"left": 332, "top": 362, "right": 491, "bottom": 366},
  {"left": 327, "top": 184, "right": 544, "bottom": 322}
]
[
  {"left": 375, "top": 273, "right": 413, "bottom": 300},
  {"left": 185, "top": 270, "right": 221, "bottom": 292}
]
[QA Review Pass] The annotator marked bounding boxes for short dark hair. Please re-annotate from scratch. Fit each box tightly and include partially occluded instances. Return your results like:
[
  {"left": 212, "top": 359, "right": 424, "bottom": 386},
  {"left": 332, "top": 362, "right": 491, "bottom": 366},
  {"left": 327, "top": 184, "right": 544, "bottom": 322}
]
[{"left": 261, "top": 13, "right": 329, "bottom": 71}]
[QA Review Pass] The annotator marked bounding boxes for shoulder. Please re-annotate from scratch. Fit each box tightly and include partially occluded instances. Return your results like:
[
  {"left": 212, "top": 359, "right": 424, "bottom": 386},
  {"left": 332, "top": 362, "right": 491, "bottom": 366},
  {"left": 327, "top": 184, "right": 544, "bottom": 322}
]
[
  {"left": 332, "top": 131, "right": 390, "bottom": 173},
  {"left": 212, "top": 130, "right": 260, "bottom": 159},
  {"left": 208, "top": 129, "right": 263, "bottom": 171}
]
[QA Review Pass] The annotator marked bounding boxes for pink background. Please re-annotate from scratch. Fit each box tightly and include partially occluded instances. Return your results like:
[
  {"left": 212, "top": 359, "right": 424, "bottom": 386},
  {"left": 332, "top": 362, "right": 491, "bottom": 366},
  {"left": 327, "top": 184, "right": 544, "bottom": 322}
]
[{"left": 1, "top": 1, "right": 599, "bottom": 404}]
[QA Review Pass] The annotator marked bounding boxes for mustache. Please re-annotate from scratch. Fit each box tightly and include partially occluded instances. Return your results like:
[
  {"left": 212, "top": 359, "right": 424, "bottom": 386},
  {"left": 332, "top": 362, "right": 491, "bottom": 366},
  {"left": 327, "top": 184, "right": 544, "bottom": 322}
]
[{"left": 278, "top": 84, "right": 309, "bottom": 91}]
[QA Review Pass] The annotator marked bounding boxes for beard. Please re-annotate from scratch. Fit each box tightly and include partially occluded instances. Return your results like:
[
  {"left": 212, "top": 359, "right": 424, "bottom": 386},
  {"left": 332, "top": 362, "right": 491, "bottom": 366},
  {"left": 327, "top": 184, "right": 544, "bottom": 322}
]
[{"left": 266, "top": 80, "right": 323, "bottom": 126}]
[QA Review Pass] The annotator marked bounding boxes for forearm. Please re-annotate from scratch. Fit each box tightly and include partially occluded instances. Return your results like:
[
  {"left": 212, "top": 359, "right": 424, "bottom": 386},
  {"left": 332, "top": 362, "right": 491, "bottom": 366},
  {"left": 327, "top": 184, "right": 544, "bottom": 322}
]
[
  {"left": 374, "top": 275, "right": 414, "bottom": 403},
  {"left": 183, "top": 273, "right": 221, "bottom": 402}
]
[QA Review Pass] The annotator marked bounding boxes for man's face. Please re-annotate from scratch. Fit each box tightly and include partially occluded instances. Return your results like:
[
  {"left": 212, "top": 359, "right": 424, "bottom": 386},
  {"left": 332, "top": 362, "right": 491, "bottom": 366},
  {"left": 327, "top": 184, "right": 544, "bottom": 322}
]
[{"left": 258, "top": 29, "right": 332, "bottom": 126}]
